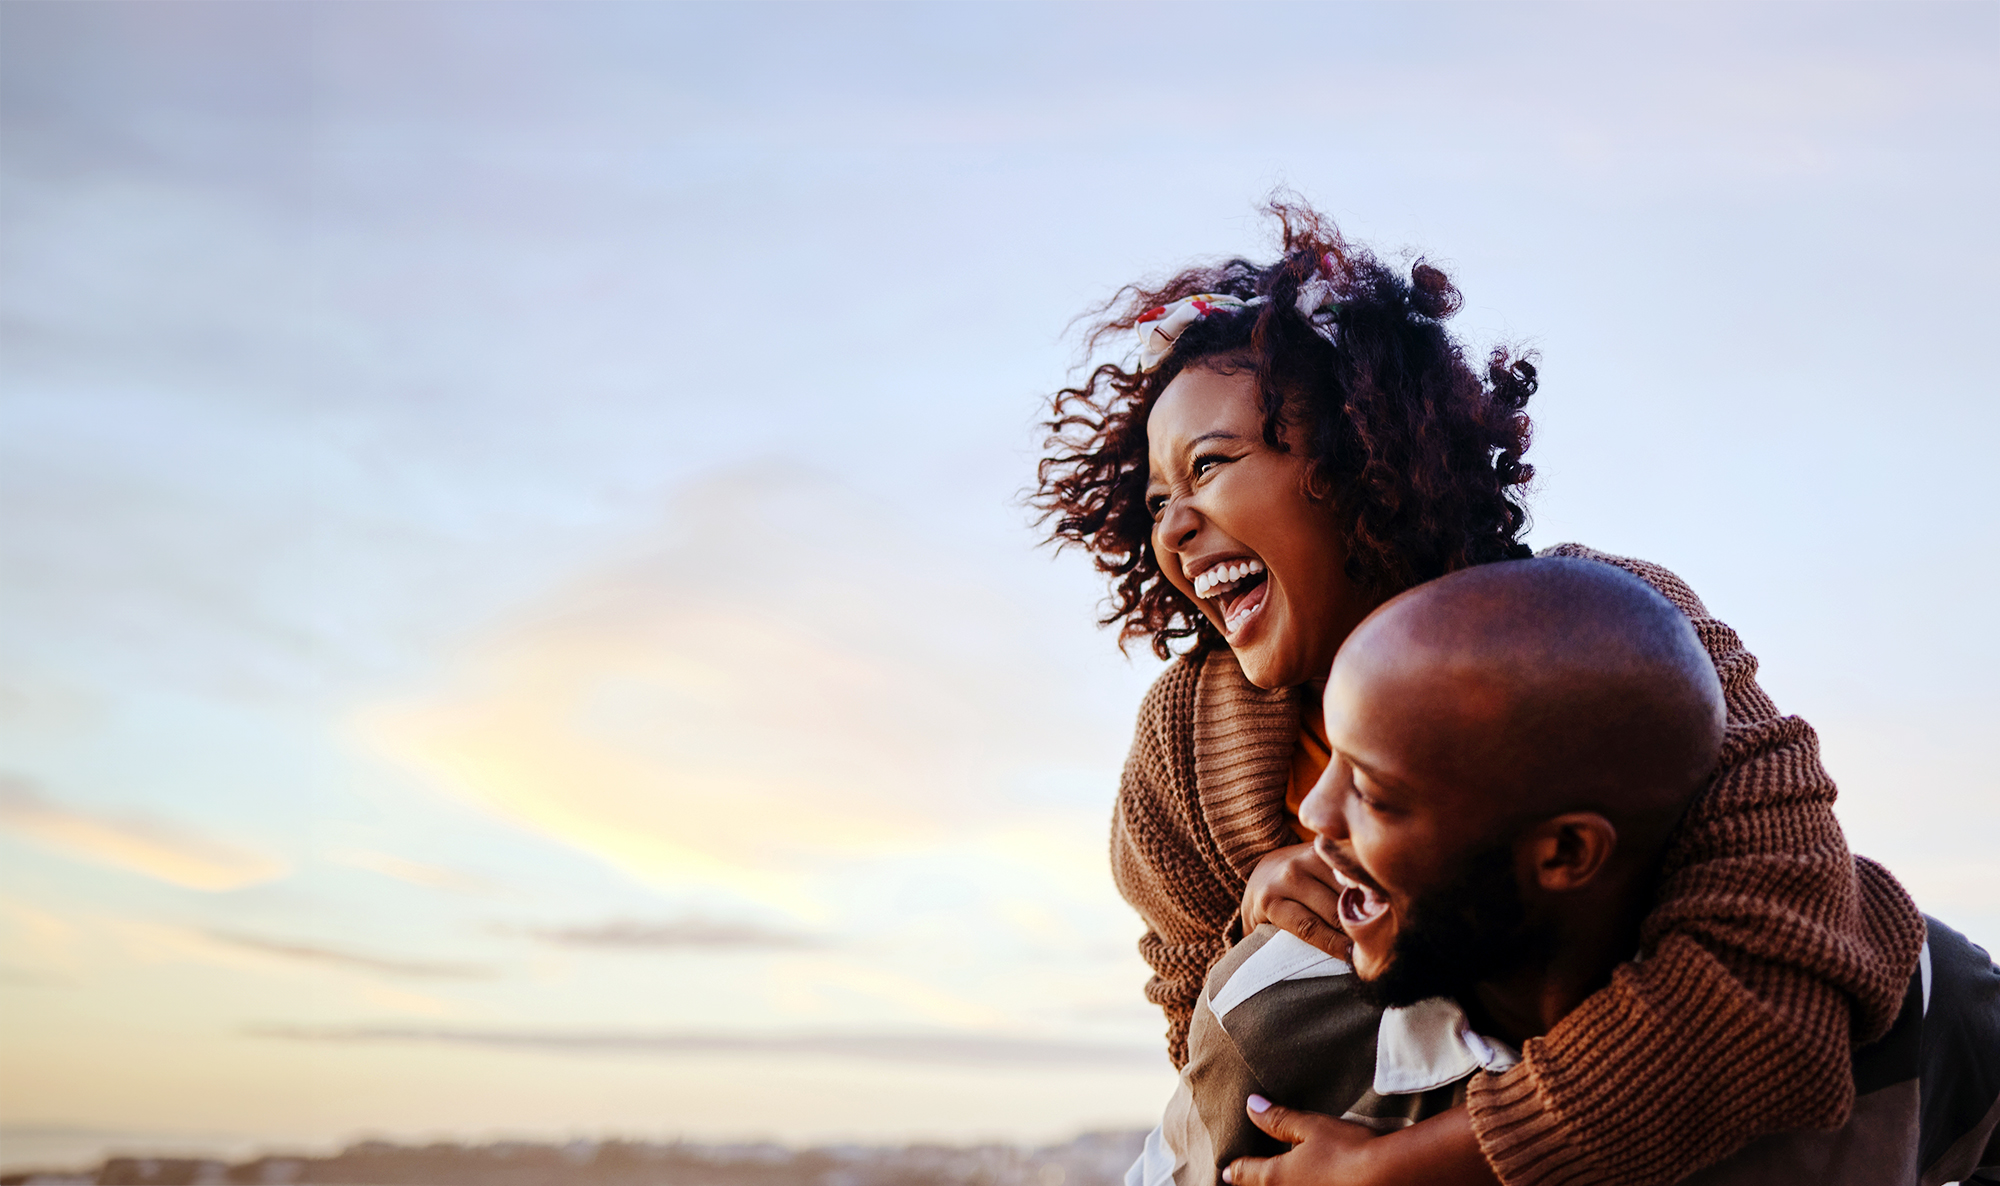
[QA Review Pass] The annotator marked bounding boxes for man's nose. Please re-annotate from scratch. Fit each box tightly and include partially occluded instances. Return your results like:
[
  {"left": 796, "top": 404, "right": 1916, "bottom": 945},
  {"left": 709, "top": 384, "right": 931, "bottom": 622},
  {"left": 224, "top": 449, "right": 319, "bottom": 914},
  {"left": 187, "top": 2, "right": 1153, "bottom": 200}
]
[{"left": 1297, "top": 759, "right": 1348, "bottom": 840}]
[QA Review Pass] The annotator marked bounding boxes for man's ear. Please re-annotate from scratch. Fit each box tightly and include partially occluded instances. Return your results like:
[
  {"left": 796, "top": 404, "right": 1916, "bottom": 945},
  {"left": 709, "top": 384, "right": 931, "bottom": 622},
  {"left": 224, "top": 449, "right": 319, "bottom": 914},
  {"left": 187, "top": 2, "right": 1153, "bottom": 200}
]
[{"left": 1519, "top": 812, "right": 1618, "bottom": 893}]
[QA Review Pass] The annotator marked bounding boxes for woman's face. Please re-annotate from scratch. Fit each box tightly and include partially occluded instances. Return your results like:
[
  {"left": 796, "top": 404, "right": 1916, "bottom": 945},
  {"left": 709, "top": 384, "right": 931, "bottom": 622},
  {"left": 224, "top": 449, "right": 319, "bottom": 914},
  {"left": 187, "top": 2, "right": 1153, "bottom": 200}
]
[{"left": 1145, "top": 365, "right": 1378, "bottom": 689}]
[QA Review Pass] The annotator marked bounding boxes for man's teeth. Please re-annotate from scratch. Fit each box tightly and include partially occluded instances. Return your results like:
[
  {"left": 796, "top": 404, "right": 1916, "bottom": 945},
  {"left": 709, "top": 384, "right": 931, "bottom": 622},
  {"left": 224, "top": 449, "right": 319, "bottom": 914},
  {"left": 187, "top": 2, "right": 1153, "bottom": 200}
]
[
  {"left": 1191, "top": 558, "right": 1266, "bottom": 599},
  {"left": 1336, "top": 868, "right": 1384, "bottom": 916},
  {"left": 1340, "top": 884, "right": 1388, "bottom": 926}
]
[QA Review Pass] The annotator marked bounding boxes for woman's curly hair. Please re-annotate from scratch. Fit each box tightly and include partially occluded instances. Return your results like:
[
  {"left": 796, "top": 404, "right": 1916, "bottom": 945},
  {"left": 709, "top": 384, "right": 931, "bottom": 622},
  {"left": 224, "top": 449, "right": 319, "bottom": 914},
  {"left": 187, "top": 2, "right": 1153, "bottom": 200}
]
[{"left": 1032, "top": 200, "right": 1537, "bottom": 660}]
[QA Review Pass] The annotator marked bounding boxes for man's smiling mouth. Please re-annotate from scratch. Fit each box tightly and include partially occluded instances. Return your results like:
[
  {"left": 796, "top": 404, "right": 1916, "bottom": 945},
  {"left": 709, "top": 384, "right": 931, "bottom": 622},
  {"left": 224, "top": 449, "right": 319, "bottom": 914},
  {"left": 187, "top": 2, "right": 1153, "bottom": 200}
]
[
  {"left": 1330, "top": 866, "right": 1390, "bottom": 927},
  {"left": 1317, "top": 843, "right": 1391, "bottom": 928}
]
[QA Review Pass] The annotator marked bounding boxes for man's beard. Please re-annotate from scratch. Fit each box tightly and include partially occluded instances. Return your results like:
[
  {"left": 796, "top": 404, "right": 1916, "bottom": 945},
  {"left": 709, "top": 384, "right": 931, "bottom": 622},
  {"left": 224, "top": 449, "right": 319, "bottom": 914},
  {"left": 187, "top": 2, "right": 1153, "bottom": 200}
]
[{"left": 1354, "top": 841, "right": 1547, "bottom": 1010}]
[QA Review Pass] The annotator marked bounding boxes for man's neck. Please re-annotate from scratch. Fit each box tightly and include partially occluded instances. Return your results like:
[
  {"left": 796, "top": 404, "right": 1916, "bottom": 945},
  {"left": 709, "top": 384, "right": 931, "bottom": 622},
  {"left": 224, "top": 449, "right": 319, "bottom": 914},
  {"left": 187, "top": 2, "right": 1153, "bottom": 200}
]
[{"left": 1462, "top": 893, "right": 1643, "bottom": 1046}]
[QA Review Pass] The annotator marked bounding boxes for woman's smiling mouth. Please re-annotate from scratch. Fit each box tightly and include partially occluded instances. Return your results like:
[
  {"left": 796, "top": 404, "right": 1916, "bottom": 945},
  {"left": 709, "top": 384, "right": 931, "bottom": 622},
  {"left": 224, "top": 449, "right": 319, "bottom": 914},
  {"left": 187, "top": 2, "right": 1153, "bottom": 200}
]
[{"left": 1188, "top": 558, "right": 1269, "bottom": 635}]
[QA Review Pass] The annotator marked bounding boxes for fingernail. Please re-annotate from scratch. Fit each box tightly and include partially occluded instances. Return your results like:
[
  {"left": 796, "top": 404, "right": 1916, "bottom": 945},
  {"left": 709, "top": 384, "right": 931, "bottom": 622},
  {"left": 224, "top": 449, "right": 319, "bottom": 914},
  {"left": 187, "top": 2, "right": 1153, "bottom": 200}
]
[
  {"left": 1247, "top": 1094, "right": 1271, "bottom": 1114},
  {"left": 1221, "top": 1169, "right": 1234, "bottom": 1185}
]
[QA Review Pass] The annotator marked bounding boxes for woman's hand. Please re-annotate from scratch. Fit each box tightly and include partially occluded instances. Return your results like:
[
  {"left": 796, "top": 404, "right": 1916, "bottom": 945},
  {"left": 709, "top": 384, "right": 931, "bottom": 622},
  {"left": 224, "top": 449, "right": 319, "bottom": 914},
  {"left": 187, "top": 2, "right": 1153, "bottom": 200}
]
[
  {"left": 1223, "top": 1098, "right": 1499, "bottom": 1186},
  {"left": 1242, "top": 843, "right": 1352, "bottom": 959},
  {"left": 1221, "top": 1096, "right": 1376, "bottom": 1186}
]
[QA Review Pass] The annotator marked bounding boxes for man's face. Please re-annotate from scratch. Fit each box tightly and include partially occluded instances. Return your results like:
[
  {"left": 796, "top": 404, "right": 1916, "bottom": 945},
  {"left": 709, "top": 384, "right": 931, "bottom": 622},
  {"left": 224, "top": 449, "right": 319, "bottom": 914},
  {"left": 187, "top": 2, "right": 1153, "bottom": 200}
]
[
  {"left": 1343, "top": 834, "right": 1534, "bottom": 1009},
  {"left": 1296, "top": 631, "right": 1540, "bottom": 1004}
]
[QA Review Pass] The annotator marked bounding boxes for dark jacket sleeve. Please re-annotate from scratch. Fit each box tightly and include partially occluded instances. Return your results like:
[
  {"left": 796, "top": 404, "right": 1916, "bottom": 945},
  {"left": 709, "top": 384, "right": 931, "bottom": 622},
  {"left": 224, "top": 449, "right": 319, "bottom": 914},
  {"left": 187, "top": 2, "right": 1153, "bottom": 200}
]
[{"left": 1465, "top": 545, "right": 1926, "bottom": 1185}]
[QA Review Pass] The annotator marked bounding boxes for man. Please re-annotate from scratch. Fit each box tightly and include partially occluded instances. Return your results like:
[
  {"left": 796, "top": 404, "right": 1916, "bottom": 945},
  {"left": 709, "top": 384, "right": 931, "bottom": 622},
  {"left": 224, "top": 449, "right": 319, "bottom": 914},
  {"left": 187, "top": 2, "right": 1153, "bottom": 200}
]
[{"left": 1133, "top": 558, "right": 2000, "bottom": 1186}]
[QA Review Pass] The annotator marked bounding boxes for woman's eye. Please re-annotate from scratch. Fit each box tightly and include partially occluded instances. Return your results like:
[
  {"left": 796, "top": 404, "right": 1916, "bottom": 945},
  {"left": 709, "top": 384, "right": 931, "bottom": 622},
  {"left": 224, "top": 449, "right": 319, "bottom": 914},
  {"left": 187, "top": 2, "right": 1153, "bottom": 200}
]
[
  {"left": 1145, "top": 494, "right": 1168, "bottom": 520},
  {"left": 1191, "top": 452, "right": 1231, "bottom": 479}
]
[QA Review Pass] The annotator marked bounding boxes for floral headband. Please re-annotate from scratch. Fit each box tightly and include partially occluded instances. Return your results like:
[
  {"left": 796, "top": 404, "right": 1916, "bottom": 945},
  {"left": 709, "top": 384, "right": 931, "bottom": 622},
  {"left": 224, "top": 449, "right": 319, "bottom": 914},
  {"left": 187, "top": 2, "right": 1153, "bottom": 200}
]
[{"left": 1132, "top": 254, "right": 1342, "bottom": 372}]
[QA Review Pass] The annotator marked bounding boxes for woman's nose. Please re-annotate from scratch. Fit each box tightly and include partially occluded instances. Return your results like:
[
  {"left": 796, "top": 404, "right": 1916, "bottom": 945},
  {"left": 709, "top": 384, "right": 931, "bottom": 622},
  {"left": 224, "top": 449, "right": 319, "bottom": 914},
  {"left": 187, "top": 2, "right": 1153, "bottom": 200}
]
[{"left": 1157, "top": 496, "right": 1201, "bottom": 552}]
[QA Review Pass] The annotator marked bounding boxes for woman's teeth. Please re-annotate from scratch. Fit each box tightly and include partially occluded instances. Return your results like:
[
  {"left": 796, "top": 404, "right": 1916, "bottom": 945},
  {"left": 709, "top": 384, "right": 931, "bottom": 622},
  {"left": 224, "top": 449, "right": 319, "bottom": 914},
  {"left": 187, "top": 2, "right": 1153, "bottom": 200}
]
[
  {"left": 1221, "top": 581, "right": 1267, "bottom": 633},
  {"left": 1191, "top": 558, "right": 1265, "bottom": 599}
]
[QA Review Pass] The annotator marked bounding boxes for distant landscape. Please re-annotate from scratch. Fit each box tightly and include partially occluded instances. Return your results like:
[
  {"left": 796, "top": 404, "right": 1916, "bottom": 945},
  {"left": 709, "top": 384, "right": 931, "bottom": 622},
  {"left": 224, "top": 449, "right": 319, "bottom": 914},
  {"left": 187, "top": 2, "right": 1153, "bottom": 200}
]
[{"left": 0, "top": 1132, "right": 1148, "bottom": 1186}]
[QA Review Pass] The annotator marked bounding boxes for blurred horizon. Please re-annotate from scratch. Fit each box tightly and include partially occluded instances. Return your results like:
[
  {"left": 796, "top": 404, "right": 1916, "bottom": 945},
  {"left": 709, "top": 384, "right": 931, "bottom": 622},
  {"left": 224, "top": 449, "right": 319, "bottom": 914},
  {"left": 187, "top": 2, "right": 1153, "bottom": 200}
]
[
  {"left": 3, "top": 0, "right": 1997, "bottom": 1174},
  {"left": 0, "top": 1125, "right": 1153, "bottom": 1180}
]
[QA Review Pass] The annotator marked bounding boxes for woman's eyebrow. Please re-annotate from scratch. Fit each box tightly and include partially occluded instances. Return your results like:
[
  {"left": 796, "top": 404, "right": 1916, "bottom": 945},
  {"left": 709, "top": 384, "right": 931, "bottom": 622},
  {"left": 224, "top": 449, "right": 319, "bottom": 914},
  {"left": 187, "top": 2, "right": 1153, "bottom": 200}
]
[
  {"left": 1154, "top": 430, "right": 1247, "bottom": 480},
  {"left": 1182, "top": 430, "right": 1245, "bottom": 454}
]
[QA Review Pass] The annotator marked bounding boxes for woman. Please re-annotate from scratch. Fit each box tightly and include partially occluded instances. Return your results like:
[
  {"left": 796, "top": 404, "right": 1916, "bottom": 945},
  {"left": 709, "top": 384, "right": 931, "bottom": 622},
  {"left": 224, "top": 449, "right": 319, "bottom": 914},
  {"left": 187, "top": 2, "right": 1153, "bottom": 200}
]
[{"left": 1033, "top": 202, "right": 1923, "bottom": 1186}]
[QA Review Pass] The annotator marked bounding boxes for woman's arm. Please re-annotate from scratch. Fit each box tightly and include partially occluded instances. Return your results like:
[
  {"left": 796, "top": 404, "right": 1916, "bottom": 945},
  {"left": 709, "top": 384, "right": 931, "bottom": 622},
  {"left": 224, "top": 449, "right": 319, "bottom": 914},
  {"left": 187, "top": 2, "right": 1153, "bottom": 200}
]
[
  {"left": 1111, "top": 657, "right": 1242, "bottom": 1067},
  {"left": 1223, "top": 1098, "right": 1497, "bottom": 1186},
  {"left": 1465, "top": 546, "right": 1928, "bottom": 1185}
]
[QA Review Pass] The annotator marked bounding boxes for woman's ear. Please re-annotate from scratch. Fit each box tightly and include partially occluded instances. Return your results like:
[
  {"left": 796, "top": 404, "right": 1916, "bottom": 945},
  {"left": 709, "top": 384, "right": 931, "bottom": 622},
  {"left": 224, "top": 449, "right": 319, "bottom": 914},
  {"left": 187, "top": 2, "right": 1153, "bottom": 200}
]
[
  {"left": 1301, "top": 461, "right": 1335, "bottom": 504},
  {"left": 1521, "top": 812, "right": 1618, "bottom": 893}
]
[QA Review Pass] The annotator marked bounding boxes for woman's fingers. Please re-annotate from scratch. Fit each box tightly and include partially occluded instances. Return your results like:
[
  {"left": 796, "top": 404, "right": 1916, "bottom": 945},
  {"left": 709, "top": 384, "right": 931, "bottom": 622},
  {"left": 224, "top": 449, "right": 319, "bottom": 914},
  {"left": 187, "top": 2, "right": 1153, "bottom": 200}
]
[
  {"left": 1246, "top": 845, "right": 1343, "bottom": 924},
  {"left": 1242, "top": 843, "right": 1318, "bottom": 927},
  {"left": 1242, "top": 845, "right": 1355, "bottom": 957},
  {"left": 1273, "top": 870, "right": 1346, "bottom": 922},
  {"left": 1220, "top": 1097, "right": 1294, "bottom": 1186},
  {"left": 1266, "top": 897, "right": 1350, "bottom": 957},
  {"left": 1220, "top": 1098, "right": 1337, "bottom": 1186},
  {"left": 1244, "top": 1094, "right": 1313, "bottom": 1143}
]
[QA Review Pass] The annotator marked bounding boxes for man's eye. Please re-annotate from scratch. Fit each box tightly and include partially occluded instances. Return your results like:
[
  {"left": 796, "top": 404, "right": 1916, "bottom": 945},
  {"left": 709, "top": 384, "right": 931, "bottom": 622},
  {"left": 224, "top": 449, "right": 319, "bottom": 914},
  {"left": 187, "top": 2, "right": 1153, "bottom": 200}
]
[{"left": 1145, "top": 494, "right": 1168, "bottom": 520}]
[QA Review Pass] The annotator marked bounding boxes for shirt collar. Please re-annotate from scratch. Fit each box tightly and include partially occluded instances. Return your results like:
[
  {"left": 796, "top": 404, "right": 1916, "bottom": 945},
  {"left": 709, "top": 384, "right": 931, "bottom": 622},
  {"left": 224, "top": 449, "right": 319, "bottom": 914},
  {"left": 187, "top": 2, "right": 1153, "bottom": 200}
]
[{"left": 1373, "top": 996, "right": 1520, "bottom": 1095}]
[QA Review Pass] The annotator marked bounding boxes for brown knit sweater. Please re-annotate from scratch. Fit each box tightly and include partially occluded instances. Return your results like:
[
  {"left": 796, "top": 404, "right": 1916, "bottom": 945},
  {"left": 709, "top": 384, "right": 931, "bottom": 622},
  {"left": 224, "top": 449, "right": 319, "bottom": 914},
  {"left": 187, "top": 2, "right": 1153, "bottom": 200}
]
[{"left": 1109, "top": 544, "right": 1925, "bottom": 1186}]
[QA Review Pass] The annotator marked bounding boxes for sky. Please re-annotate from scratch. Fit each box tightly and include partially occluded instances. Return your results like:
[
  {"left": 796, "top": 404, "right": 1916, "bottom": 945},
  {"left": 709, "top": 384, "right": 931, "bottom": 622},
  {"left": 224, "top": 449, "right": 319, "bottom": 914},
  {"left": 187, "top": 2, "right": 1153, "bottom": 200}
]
[{"left": 2, "top": 0, "right": 1997, "bottom": 1171}]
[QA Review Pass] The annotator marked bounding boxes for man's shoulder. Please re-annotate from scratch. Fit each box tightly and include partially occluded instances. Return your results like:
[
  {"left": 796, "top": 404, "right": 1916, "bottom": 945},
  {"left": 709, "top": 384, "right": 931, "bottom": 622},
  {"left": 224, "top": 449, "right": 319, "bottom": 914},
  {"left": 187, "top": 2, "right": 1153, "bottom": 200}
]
[
  {"left": 1916, "top": 917, "right": 2000, "bottom": 1181},
  {"left": 1185, "top": 925, "right": 1381, "bottom": 1132},
  {"left": 1201, "top": 924, "right": 1348, "bottom": 1010},
  {"left": 1679, "top": 919, "right": 2000, "bottom": 1186}
]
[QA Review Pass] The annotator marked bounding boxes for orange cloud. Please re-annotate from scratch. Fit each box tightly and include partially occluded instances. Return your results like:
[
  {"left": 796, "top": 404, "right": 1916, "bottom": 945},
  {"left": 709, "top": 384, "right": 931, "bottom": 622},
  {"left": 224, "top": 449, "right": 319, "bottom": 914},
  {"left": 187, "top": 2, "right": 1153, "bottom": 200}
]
[
  {"left": 0, "top": 775, "right": 287, "bottom": 892},
  {"left": 354, "top": 468, "right": 1114, "bottom": 907}
]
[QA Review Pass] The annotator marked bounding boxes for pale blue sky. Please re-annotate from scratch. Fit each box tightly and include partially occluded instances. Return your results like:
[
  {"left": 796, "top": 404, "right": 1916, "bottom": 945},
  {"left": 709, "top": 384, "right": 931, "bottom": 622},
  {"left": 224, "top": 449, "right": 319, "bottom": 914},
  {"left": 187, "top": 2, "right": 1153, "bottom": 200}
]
[{"left": 2, "top": 0, "right": 1995, "bottom": 1170}]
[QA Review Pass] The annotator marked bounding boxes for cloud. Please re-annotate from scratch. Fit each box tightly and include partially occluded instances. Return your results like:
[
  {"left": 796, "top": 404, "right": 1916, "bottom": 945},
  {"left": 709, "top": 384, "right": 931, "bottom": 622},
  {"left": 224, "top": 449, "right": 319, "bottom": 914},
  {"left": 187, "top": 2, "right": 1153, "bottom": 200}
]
[
  {"left": 249, "top": 1025, "right": 1159, "bottom": 1068},
  {"left": 336, "top": 849, "right": 508, "bottom": 896},
  {"left": 0, "top": 964, "right": 71, "bottom": 987},
  {"left": 774, "top": 960, "right": 1014, "bottom": 1030},
  {"left": 354, "top": 466, "right": 1129, "bottom": 905},
  {"left": 519, "top": 917, "right": 822, "bottom": 951},
  {"left": 0, "top": 774, "right": 287, "bottom": 891},
  {"left": 204, "top": 931, "right": 494, "bottom": 980}
]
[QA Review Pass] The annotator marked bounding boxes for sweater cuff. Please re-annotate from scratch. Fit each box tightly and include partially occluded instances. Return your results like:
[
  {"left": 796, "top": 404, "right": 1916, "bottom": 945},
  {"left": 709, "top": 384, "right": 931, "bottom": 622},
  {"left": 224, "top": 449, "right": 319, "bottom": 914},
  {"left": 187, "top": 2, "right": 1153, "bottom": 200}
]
[{"left": 1466, "top": 1061, "right": 1606, "bottom": 1186}]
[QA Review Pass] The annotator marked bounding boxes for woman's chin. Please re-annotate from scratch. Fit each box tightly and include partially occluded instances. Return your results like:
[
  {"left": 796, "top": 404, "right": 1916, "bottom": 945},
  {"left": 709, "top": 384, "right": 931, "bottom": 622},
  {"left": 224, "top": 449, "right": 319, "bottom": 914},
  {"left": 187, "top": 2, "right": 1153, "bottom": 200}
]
[
  {"left": 1230, "top": 635, "right": 1308, "bottom": 689},
  {"left": 1223, "top": 604, "right": 1333, "bottom": 690}
]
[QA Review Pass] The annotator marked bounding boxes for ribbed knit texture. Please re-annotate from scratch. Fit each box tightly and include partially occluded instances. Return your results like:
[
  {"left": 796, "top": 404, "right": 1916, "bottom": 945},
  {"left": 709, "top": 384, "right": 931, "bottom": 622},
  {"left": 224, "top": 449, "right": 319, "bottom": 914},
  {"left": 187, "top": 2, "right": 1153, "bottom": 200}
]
[
  {"left": 1111, "top": 654, "right": 1300, "bottom": 1064},
  {"left": 1110, "top": 544, "right": 1926, "bottom": 1185}
]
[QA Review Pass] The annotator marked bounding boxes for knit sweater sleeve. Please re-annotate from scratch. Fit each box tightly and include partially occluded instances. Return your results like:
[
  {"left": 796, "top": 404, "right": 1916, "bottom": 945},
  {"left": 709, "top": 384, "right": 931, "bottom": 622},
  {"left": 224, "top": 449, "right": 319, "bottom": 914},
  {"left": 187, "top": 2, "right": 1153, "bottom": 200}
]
[
  {"left": 1465, "top": 545, "right": 1927, "bottom": 1185},
  {"left": 1111, "top": 656, "right": 1245, "bottom": 1068}
]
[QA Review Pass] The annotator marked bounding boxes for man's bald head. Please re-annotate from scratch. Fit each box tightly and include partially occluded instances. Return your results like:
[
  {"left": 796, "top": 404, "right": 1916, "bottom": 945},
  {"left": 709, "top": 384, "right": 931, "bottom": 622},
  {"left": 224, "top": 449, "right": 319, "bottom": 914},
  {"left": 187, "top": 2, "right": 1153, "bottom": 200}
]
[{"left": 1332, "top": 557, "right": 1726, "bottom": 863}]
